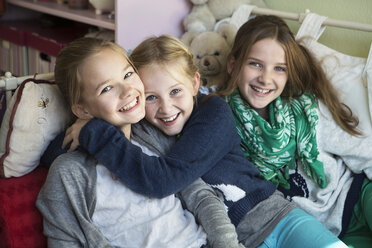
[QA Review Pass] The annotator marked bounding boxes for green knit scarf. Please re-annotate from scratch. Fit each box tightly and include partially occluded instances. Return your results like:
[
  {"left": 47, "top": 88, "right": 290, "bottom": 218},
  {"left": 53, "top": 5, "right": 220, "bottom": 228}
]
[{"left": 227, "top": 89, "right": 326, "bottom": 189}]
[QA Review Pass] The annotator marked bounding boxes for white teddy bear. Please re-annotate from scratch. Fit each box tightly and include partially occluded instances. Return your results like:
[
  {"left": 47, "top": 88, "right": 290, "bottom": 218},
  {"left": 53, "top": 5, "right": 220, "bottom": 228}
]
[
  {"left": 183, "top": 0, "right": 267, "bottom": 33},
  {"left": 181, "top": 23, "right": 237, "bottom": 90}
]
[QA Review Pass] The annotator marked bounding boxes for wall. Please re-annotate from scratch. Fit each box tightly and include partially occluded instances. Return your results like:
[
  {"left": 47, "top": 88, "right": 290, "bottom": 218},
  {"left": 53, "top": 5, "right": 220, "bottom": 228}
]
[
  {"left": 118, "top": 0, "right": 372, "bottom": 57},
  {"left": 264, "top": 0, "right": 372, "bottom": 58},
  {"left": 116, "top": 0, "right": 191, "bottom": 50}
]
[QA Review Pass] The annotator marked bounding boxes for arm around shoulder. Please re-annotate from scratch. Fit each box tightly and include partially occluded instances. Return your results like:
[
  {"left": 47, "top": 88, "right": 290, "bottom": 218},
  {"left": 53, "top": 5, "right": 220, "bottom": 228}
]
[{"left": 78, "top": 96, "right": 240, "bottom": 198}]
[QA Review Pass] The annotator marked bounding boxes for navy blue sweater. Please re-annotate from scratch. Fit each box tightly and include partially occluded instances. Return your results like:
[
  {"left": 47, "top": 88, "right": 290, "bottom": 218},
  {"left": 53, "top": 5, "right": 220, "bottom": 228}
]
[{"left": 78, "top": 95, "right": 276, "bottom": 225}]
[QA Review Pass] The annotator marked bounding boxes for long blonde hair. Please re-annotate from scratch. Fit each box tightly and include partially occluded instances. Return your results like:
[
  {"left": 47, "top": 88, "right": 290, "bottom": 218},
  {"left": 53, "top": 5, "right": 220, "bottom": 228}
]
[{"left": 217, "top": 15, "right": 360, "bottom": 136}]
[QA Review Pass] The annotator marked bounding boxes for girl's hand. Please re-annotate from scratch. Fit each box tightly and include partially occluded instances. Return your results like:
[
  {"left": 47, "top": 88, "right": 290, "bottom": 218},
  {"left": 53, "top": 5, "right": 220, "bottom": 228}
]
[{"left": 62, "top": 118, "right": 89, "bottom": 152}]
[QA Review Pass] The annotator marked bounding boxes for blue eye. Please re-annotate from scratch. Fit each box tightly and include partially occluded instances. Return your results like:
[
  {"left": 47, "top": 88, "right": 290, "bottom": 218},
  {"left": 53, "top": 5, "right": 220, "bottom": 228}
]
[
  {"left": 124, "top": 71, "right": 133, "bottom": 79},
  {"left": 146, "top": 95, "right": 157, "bottom": 101},
  {"left": 101, "top": 86, "right": 112, "bottom": 94},
  {"left": 249, "top": 62, "right": 262, "bottom": 69},
  {"left": 170, "top": 89, "right": 180, "bottom": 95},
  {"left": 274, "top": 66, "right": 286, "bottom": 72}
]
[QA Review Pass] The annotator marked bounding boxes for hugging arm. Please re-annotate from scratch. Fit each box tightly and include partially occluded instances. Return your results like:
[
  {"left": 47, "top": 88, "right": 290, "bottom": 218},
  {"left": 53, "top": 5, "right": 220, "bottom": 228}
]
[{"left": 79, "top": 96, "right": 238, "bottom": 198}]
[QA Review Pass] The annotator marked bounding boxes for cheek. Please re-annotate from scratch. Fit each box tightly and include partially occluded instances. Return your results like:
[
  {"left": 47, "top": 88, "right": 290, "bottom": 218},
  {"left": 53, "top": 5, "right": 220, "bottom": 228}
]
[
  {"left": 180, "top": 96, "right": 194, "bottom": 117},
  {"left": 236, "top": 82, "right": 252, "bottom": 103},
  {"left": 94, "top": 97, "right": 119, "bottom": 116},
  {"left": 145, "top": 104, "right": 157, "bottom": 120},
  {"left": 277, "top": 75, "right": 288, "bottom": 90},
  {"left": 135, "top": 77, "right": 145, "bottom": 94},
  {"left": 237, "top": 75, "right": 250, "bottom": 92}
]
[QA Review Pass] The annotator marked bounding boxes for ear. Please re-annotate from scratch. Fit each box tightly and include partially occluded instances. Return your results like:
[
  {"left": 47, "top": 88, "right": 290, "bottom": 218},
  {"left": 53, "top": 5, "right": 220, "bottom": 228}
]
[
  {"left": 180, "top": 31, "right": 198, "bottom": 47},
  {"left": 217, "top": 23, "right": 237, "bottom": 47},
  {"left": 71, "top": 104, "right": 94, "bottom": 120},
  {"left": 192, "top": 72, "right": 201, "bottom": 95},
  {"left": 227, "top": 56, "right": 235, "bottom": 75}
]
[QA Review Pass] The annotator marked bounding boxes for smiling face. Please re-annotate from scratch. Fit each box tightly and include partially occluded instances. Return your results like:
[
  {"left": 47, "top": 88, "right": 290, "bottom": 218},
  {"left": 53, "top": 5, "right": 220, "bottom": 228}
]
[
  {"left": 139, "top": 61, "right": 200, "bottom": 136},
  {"left": 229, "top": 38, "right": 288, "bottom": 119},
  {"left": 74, "top": 48, "right": 145, "bottom": 136}
]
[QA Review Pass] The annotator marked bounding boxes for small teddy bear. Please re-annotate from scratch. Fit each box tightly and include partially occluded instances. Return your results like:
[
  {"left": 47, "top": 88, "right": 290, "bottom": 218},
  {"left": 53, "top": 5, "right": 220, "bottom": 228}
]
[{"left": 181, "top": 23, "right": 236, "bottom": 90}]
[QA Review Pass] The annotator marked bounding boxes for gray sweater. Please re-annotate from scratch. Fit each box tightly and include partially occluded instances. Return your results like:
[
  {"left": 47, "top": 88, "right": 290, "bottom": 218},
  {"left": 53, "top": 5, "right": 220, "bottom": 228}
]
[{"left": 36, "top": 151, "right": 111, "bottom": 248}]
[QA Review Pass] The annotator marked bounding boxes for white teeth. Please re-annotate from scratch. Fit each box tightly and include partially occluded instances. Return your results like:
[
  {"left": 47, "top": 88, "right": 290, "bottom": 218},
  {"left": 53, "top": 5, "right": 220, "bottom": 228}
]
[
  {"left": 252, "top": 86, "right": 270, "bottom": 94},
  {"left": 120, "top": 98, "right": 137, "bottom": 112},
  {"left": 162, "top": 114, "right": 178, "bottom": 122}
]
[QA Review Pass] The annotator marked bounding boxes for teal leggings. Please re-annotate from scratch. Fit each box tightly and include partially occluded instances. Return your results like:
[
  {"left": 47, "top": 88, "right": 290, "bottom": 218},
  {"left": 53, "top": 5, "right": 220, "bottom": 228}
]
[
  {"left": 258, "top": 208, "right": 348, "bottom": 248},
  {"left": 342, "top": 179, "right": 372, "bottom": 248}
]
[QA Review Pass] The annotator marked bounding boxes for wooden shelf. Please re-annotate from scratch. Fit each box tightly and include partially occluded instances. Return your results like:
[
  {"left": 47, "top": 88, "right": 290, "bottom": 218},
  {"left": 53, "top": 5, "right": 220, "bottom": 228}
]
[{"left": 7, "top": 0, "right": 115, "bottom": 30}]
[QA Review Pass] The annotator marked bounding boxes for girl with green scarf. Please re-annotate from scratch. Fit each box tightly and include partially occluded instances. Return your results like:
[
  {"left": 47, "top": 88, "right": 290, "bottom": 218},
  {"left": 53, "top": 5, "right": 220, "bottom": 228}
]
[{"left": 217, "top": 15, "right": 372, "bottom": 248}]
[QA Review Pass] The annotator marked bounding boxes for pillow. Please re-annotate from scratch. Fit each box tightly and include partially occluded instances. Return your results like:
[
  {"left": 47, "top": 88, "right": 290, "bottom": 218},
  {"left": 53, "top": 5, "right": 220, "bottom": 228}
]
[
  {"left": 296, "top": 13, "right": 372, "bottom": 135},
  {"left": 0, "top": 78, "right": 72, "bottom": 178},
  {"left": 0, "top": 90, "right": 6, "bottom": 125}
]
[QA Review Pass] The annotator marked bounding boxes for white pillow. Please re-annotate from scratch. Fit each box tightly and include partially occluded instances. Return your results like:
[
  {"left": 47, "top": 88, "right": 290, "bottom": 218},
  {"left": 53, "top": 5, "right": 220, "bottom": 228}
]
[
  {"left": 296, "top": 13, "right": 372, "bottom": 135},
  {"left": 0, "top": 79, "right": 72, "bottom": 178}
]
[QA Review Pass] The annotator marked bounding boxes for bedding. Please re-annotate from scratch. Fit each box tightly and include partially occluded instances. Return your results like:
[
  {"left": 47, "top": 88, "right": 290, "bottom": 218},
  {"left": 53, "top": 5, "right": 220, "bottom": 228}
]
[{"left": 296, "top": 13, "right": 372, "bottom": 135}]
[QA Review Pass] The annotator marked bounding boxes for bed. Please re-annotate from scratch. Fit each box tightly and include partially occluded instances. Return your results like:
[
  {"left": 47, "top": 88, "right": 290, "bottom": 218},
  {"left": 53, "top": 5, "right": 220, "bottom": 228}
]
[{"left": 0, "top": 7, "right": 371, "bottom": 248}]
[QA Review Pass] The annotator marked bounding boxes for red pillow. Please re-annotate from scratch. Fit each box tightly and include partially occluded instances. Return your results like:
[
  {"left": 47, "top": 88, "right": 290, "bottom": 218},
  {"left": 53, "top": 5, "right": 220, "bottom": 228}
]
[{"left": 0, "top": 166, "right": 48, "bottom": 248}]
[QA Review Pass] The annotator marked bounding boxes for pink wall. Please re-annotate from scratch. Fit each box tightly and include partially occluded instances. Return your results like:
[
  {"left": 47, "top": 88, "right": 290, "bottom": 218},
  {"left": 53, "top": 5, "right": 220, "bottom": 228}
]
[{"left": 116, "top": 0, "right": 191, "bottom": 50}]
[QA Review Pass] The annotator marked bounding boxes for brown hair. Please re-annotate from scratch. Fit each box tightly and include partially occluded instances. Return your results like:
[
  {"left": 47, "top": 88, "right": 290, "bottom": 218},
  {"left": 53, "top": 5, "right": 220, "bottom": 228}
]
[
  {"left": 217, "top": 15, "right": 360, "bottom": 136},
  {"left": 130, "top": 35, "right": 198, "bottom": 87},
  {"left": 55, "top": 37, "right": 135, "bottom": 112}
]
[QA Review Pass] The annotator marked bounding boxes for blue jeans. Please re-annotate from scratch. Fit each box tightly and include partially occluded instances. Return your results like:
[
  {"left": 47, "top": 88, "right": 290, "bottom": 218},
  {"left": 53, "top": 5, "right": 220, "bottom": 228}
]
[{"left": 258, "top": 208, "right": 348, "bottom": 248}]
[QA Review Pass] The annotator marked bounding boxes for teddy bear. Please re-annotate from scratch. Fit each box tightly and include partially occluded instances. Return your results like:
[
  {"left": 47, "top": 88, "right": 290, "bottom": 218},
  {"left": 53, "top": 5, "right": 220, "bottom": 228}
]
[
  {"left": 183, "top": 0, "right": 267, "bottom": 33},
  {"left": 181, "top": 23, "right": 237, "bottom": 90}
]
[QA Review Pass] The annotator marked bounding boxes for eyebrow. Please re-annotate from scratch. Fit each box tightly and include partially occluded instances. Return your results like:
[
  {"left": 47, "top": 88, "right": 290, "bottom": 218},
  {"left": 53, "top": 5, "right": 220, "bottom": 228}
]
[
  {"left": 168, "top": 82, "right": 183, "bottom": 89},
  {"left": 145, "top": 82, "right": 183, "bottom": 95},
  {"left": 95, "top": 63, "right": 132, "bottom": 91},
  {"left": 247, "top": 57, "right": 287, "bottom": 66}
]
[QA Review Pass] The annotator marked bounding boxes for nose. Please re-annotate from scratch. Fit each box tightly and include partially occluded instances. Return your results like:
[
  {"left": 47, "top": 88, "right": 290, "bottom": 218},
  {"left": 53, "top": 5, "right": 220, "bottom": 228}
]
[
  {"left": 119, "top": 82, "right": 134, "bottom": 99},
  {"left": 159, "top": 98, "right": 172, "bottom": 114},
  {"left": 203, "top": 59, "right": 210, "bottom": 66},
  {"left": 258, "top": 68, "right": 272, "bottom": 85}
]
